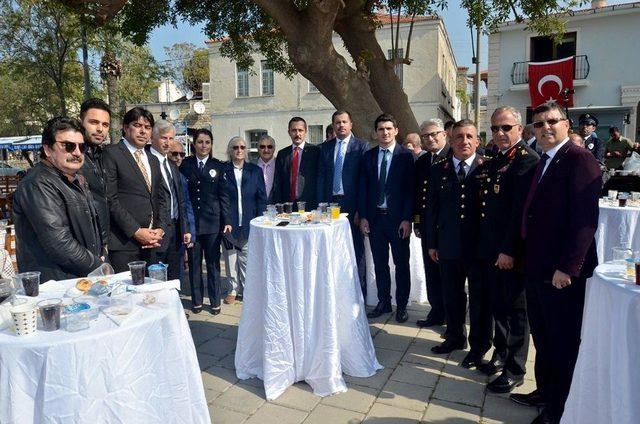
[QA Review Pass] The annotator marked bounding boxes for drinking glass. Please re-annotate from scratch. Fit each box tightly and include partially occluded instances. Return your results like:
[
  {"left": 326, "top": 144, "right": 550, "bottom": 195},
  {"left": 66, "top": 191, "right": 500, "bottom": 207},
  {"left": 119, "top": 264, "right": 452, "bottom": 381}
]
[
  {"left": 283, "top": 202, "right": 293, "bottom": 214},
  {"left": 128, "top": 261, "right": 147, "bottom": 285},
  {"left": 330, "top": 203, "right": 341, "bottom": 219},
  {"left": 0, "top": 279, "right": 14, "bottom": 304},
  {"left": 275, "top": 203, "right": 284, "bottom": 214},
  {"left": 148, "top": 263, "right": 168, "bottom": 282},
  {"left": 15, "top": 272, "right": 41, "bottom": 297},
  {"left": 297, "top": 201, "right": 306, "bottom": 213},
  {"left": 612, "top": 246, "right": 632, "bottom": 264},
  {"left": 38, "top": 298, "right": 62, "bottom": 331}
]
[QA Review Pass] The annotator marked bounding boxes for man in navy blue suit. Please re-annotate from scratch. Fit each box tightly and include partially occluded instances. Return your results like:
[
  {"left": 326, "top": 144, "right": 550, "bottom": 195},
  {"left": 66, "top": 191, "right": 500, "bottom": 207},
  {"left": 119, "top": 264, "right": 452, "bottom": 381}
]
[
  {"left": 358, "top": 114, "right": 415, "bottom": 323},
  {"left": 517, "top": 102, "right": 601, "bottom": 424},
  {"left": 222, "top": 136, "right": 267, "bottom": 303},
  {"left": 317, "top": 110, "right": 370, "bottom": 296}
]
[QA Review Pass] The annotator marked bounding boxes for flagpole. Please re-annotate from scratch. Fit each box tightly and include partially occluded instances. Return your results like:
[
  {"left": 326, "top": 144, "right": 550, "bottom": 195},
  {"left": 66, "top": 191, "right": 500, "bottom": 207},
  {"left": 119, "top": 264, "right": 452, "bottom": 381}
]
[{"left": 561, "top": 88, "right": 574, "bottom": 129}]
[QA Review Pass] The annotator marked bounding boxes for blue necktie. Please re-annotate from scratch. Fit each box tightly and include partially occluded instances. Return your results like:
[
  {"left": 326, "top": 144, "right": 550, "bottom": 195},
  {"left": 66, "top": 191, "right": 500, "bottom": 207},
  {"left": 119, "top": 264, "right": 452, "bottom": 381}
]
[
  {"left": 333, "top": 140, "right": 344, "bottom": 194},
  {"left": 198, "top": 161, "right": 204, "bottom": 174}
]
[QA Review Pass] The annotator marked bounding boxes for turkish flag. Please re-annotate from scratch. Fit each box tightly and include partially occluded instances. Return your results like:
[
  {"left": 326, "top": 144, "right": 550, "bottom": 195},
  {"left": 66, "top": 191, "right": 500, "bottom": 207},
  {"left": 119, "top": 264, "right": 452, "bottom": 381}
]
[{"left": 528, "top": 56, "right": 575, "bottom": 107}]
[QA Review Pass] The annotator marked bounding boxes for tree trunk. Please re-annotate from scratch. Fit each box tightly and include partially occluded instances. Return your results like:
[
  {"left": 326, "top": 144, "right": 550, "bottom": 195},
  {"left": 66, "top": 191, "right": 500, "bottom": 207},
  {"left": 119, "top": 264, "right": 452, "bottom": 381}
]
[
  {"left": 56, "top": 81, "right": 67, "bottom": 116},
  {"left": 335, "top": 12, "right": 419, "bottom": 138},
  {"left": 106, "top": 73, "right": 121, "bottom": 143},
  {"left": 81, "top": 24, "right": 91, "bottom": 100}
]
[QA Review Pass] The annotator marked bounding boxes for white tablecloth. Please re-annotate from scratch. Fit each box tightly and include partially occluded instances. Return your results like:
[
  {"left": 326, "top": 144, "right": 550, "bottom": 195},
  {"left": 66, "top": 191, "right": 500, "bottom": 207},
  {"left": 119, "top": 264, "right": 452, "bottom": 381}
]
[
  {"left": 562, "top": 263, "right": 640, "bottom": 424},
  {"left": 0, "top": 278, "right": 209, "bottom": 424},
  {"left": 365, "top": 234, "right": 427, "bottom": 306},
  {"left": 235, "top": 218, "right": 382, "bottom": 400},
  {"left": 596, "top": 204, "right": 640, "bottom": 262}
]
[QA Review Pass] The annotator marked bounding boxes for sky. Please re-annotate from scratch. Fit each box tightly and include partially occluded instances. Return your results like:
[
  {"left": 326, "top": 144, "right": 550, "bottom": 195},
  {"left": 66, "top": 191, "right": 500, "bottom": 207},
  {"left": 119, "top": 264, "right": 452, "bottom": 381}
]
[{"left": 147, "top": 0, "right": 486, "bottom": 72}]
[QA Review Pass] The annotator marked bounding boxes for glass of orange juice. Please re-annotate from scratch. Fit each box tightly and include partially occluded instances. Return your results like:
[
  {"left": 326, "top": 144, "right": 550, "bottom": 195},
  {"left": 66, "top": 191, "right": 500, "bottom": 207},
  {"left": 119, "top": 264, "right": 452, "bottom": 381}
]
[
  {"left": 297, "top": 201, "right": 305, "bottom": 213},
  {"left": 330, "top": 203, "right": 341, "bottom": 219}
]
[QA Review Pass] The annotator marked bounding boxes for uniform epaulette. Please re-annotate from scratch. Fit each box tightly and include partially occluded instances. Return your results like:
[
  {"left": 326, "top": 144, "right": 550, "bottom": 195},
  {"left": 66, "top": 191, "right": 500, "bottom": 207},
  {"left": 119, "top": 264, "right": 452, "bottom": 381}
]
[{"left": 433, "top": 157, "right": 448, "bottom": 166}]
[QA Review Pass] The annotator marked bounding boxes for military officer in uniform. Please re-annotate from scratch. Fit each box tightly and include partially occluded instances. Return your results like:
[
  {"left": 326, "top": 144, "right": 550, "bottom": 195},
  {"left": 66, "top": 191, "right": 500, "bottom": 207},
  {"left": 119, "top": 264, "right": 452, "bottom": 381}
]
[
  {"left": 578, "top": 113, "right": 604, "bottom": 164},
  {"left": 180, "top": 128, "right": 232, "bottom": 314},
  {"left": 414, "top": 118, "right": 450, "bottom": 328},
  {"left": 475, "top": 106, "right": 539, "bottom": 393},
  {"left": 426, "top": 119, "right": 489, "bottom": 367}
]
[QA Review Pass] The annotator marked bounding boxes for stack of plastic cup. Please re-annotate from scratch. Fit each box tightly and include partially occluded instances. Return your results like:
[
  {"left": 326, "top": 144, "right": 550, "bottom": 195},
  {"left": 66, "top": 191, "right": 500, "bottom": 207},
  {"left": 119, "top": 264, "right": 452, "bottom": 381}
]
[{"left": 11, "top": 302, "right": 38, "bottom": 336}]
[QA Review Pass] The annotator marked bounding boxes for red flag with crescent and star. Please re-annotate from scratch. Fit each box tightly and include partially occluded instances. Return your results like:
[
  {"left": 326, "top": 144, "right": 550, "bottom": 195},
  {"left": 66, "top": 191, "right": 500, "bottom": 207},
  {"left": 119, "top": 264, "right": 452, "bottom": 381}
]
[{"left": 528, "top": 56, "right": 575, "bottom": 107}]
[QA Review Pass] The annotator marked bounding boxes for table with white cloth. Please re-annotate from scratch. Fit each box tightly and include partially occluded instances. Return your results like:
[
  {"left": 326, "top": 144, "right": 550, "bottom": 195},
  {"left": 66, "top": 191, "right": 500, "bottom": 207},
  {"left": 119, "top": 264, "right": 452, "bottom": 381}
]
[
  {"left": 365, "top": 234, "right": 427, "bottom": 306},
  {"left": 596, "top": 204, "right": 640, "bottom": 262},
  {"left": 235, "top": 217, "right": 383, "bottom": 400},
  {"left": 561, "top": 263, "right": 640, "bottom": 424},
  {"left": 0, "top": 276, "right": 210, "bottom": 424}
]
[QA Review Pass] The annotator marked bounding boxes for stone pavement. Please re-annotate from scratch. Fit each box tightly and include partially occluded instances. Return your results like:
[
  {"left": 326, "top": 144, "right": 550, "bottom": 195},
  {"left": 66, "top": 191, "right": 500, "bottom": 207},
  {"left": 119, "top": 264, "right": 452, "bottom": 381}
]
[{"left": 185, "top": 297, "right": 540, "bottom": 424}]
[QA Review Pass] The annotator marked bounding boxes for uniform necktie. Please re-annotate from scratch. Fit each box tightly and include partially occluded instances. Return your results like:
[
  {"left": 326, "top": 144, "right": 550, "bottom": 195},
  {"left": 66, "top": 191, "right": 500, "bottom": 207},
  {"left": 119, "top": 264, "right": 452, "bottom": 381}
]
[
  {"left": 333, "top": 140, "right": 344, "bottom": 194},
  {"left": 134, "top": 150, "right": 151, "bottom": 192},
  {"left": 198, "top": 161, "right": 204, "bottom": 174},
  {"left": 521, "top": 153, "right": 550, "bottom": 239},
  {"left": 290, "top": 146, "right": 300, "bottom": 201},
  {"left": 164, "top": 159, "right": 178, "bottom": 219},
  {"left": 457, "top": 161, "right": 466, "bottom": 182},
  {"left": 377, "top": 149, "right": 389, "bottom": 206},
  {"left": 431, "top": 153, "right": 436, "bottom": 165}
]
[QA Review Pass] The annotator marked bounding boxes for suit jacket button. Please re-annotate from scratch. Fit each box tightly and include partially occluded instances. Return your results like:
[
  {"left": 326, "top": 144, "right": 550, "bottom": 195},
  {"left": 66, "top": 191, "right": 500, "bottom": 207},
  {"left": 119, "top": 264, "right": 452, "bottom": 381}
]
[
  {"left": 197, "top": 180, "right": 200, "bottom": 184},
  {"left": 484, "top": 190, "right": 488, "bottom": 194},
  {"left": 423, "top": 188, "right": 427, "bottom": 192},
  {"left": 482, "top": 202, "right": 486, "bottom": 206},
  {"left": 461, "top": 194, "right": 465, "bottom": 198},
  {"left": 481, "top": 213, "right": 485, "bottom": 217},
  {"left": 422, "top": 196, "right": 426, "bottom": 200},
  {"left": 461, "top": 184, "right": 465, "bottom": 188},
  {"left": 460, "top": 214, "right": 465, "bottom": 219},
  {"left": 461, "top": 204, "right": 465, "bottom": 208}
]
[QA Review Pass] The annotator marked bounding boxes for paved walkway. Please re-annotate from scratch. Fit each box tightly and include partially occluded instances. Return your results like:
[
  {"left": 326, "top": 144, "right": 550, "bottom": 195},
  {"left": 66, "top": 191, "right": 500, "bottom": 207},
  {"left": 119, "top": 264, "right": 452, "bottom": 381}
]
[{"left": 185, "top": 298, "right": 540, "bottom": 424}]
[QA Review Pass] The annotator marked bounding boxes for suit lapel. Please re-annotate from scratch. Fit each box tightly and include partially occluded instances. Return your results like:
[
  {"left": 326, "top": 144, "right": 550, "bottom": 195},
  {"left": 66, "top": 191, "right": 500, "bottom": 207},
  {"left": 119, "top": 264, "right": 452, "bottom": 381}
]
[
  {"left": 120, "top": 141, "right": 149, "bottom": 191},
  {"left": 538, "top": 143, "right": 570, "bottom": 190},
  {"left": 326, "top": 139, "right": 336, "bottom": 177}
]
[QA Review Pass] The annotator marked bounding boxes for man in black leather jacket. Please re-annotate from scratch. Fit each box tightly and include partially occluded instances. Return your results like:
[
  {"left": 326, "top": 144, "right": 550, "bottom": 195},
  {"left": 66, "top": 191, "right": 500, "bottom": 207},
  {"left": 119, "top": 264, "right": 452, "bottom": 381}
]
[
  {"left": 13, "top": 117, "right": 104, "bottom": 281},
  {"left": 79, "top": 98, "right": 111, "bottom": 255}
]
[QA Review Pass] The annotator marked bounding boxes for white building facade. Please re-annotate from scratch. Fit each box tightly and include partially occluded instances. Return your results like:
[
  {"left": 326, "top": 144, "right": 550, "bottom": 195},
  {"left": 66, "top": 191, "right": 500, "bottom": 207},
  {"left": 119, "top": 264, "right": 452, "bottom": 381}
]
[
  {"left": 206, "top": 16, "right": 460, "bottom": 159},
  {"left": 487, "top": 1, "right": 640, "bottom": 140}
]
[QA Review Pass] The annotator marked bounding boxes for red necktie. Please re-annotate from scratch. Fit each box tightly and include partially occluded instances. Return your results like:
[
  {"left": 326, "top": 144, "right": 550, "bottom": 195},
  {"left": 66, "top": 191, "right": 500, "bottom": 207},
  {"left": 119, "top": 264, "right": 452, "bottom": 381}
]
[
  {"left": 290, "top": 146, "right": 299, "bottom": 201},
  {"left": 521, "top": 153, "right": 549, "bottom": 239}
]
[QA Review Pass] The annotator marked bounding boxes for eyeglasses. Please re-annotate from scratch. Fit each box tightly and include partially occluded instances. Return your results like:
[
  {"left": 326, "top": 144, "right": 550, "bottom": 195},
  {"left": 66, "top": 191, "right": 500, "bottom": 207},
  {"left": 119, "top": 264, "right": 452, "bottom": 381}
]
[
  {"left": 490, "top": 124, "right": 516, "bottom": 133},
  {"left": 170, "top": 151, "right": 186, "bottom": 158},
  {"left": 259, "top": 145, "right": 274, "bottom": 150},
  {"left": 232, "top": 145, "right": 246, "bottom": 150},
  {"left": 56, "top": 141, "right": 86, "bottom": 153},
  {"left": 420, "top": 131, "right": 443, "bottom": 139},
  {"left": 532, "top": 118, "right": 566, "bottom": 128}
]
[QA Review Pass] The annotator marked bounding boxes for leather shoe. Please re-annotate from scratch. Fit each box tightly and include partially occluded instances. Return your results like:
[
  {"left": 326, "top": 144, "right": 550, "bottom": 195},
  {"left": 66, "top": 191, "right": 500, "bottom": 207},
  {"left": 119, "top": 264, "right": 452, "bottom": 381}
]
[
  {"left": 530, "top": 409, "right": 558, "bottom": 424},
  {"left": 460, "top": 352, "right": 486, "bottom": 369},
  {"left": 416, "top": 316, "right": 444, "bottom": 328},
  {"left": 236, "top": 294, "right": 243, "bottom": 302},
  {"left": 395, "top": 307, "right": 409, "bottom": 323},
  {"left": 477, "top": 354, "right": 505, "bottom": 376},
  {"left": 431, "top": 339, "right": 467, "bottom": 354},
  {"left": 211, "top": 307, "right": 221, "bottom": 316},
  {"left": 509, "top": 390, "right": 546, "bottom": 407},
  {"left": 223, "top": 294, "right": 236, "bottom": 304},
  {"left": 191, "top": 305, "right": 203, "bottom": 314},
  {"left": 487, "top": 373, "right": 524, "bottom": 393},
  {"left": 367, "top": 302, "right": 392, "bottom": 318}
]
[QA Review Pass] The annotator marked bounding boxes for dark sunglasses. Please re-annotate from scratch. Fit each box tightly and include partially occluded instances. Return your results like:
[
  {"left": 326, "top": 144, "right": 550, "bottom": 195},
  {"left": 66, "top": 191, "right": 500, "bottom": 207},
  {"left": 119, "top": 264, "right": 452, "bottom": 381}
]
[
  {"left": 532, "top": 118, "right": 565, "bottom": 128},
  {"left": 232, "top": 145, "right": 246, "bottom": 150},
  {"left": 56, "top": 141, "right": 86, "bottom": 153},
  {"left": 259, "top": 145, "right": 274, "bottom": 150},
  {"left": 490, "top": 124, "right": 516, "bottom": 133},
  {"left": 170, "top": 151, "right": 186, "bottom": 158}
]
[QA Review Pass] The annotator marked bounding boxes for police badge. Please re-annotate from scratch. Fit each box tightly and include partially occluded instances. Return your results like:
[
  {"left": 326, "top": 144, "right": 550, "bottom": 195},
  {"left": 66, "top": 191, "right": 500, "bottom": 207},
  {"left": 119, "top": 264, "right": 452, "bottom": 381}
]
[{"left": 209, "top": 169, "right": 217, "bottom": 178}]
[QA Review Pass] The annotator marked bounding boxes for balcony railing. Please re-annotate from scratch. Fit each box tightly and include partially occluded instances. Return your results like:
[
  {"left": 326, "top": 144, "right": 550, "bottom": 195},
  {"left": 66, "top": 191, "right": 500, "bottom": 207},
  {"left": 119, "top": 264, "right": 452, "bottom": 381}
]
[{"left": 510, "top": 55, "right": 590, "bottom": 85}]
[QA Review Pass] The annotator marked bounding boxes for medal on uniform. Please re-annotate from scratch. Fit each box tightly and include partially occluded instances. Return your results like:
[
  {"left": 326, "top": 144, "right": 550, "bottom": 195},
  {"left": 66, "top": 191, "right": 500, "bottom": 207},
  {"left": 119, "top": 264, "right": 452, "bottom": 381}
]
[{"left": 494, "top": 184, "right": 500, "bottom": 194}]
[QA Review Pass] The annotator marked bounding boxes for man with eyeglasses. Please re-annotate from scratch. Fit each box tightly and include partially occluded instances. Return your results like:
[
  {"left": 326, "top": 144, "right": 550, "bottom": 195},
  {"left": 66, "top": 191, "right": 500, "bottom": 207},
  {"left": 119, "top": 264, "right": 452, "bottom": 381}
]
[
  {"left": 414, "top": 118, "right": 450, "bottom": 329},
  {"left": 474, "top": 107, "right": 539, "bottom": 395},
  {"left": 79, "top": 98, "right": 111, "bottom": 258},
  {"left": 168, "top": 140, "right": 187, "bottom": 167},
  {"left": 14, "top": 117, "right": 104, "bottom": 281},
  {"left": 148, "top": 120, "right": 191, "bottom": 281},
  {"left": 256, "top": 135, "right": 276, "bottom": 202},
  {"left": 102, "top": 107, "right": 169, "bottom": 272},
  {"left": 519, "top": 102, "right": 601, "bottom": 424}
]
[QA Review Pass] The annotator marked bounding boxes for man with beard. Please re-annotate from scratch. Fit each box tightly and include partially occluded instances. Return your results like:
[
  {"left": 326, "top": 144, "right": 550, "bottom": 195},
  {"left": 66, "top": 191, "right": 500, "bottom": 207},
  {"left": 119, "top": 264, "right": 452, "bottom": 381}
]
[
  {"left": 79, "top": 98, "right": 111, "bottom": 256},
  {"left": 14, "top": 117, "right": 103, "bottom": 281}
]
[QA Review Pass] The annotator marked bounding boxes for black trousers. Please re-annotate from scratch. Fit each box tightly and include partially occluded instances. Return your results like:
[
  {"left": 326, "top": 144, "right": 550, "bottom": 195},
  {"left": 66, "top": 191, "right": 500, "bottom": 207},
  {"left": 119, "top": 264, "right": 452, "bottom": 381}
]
[
  {"left": 369, "top": 214, "right": 410, "bottom": 309},
  {"left": 420, "top": 236, "right": 445, "bottom": 322},
  {"left": 349, "top": 216, "right": 366, "bottom": 299},
  {"left": 155, "top": 221, "right": 182, "bottom": 281},
  {"left": 109, "top": 248, "right": 156, "bottom": 274},
  {"left": 479, "top": 260, "right": 529, "bottom": 376},
  {"left": 188, "top": 233, "right": 223, "bottom": 308},
  {"left": 526, "top": 276, "right": 586, "bottom": 421},
  {"left": 439, "top": 259, "right": 469, "bottom": 345}
]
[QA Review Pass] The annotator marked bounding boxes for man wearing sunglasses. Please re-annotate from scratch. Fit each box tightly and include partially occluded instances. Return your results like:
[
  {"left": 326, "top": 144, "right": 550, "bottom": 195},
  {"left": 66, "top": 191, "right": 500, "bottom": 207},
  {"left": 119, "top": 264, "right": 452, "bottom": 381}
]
[
  {"left": 414, "top": 118, "right": 450, "bottom": 330},
  {"left": 102, "top": 107, "right": 169, "bottom": 272},
  {"left": 14, "top": 117, "right": 104, "bottom": 281},
  {"left": 256, "top": 135, "right": 276, "bottom": 202},
  {"left": 79, "top": 98, "right": 111, "bottom": 259},
  {"left": 474, "top": 107, "right": 539, "bottom": 395},
  {"left": 520, "top": 102, "right": 601, "bottom": 424}
]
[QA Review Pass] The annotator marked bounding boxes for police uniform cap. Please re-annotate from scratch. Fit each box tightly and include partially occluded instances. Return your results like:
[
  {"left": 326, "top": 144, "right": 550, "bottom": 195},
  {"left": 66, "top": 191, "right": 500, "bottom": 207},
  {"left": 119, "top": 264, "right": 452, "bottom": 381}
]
[{"left": 578, "top": 113, "right": 598, "bottom": 127}]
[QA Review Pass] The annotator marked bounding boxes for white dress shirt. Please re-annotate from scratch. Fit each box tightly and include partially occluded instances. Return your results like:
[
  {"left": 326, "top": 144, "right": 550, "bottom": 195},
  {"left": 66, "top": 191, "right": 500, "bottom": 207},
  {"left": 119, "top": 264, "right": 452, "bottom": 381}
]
[
  {"left": 332, "top": 134, "right": 351, "bottom": 195},
  {"left": 540, "top": 138, "right": 570, "bottom": 178},
  {"left": 377, "top": 142, "right": 396, "bottom": 208},
  {"left": 123, "top": 138, "right": 151, "bottom": 185},
  {"left": 150, "top": 146, "right": 176, "bottom": 219},
  {"left": 196, "top": 156, "right": 209, "bottom": 169},
  {"left": 233, "top": 163, "right": 243, "bottom": 224},
  {"left": 451, "top": 153, "right": 476, "bottom": 177}
]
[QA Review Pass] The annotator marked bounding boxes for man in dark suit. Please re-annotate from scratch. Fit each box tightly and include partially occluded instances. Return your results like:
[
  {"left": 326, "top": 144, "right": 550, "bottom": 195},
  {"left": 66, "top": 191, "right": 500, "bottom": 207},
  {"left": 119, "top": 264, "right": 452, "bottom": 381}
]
[
  {"left": 222, "top": 136, "right": 267, "bottom": 303},
  {"left": 426, "top": 119, "right": 489, "bottom": 367},
  {"left": 102, "top": 107, "right": 168, "bottom": 272},
  {"left": 272, "top": 117, "right": 320, "bottom": 210},
  {"left": 180, "top": 128, "right": 232, "bottom": 315},
  {"left": 358, "top": 114, "right": 415, "bottom": 323},
  {"left": 474, "top": 107, "right": 539, "bottom": 394},
  {"left": 519, "top": 103, "right": 601, "bottom": 424},
  {"left": 79, "top": 98, "right": 111, "bottom": 256},
  {"left": 414, "top": 118, "right": 450, "bottom": 329},
  {"left": 148, "top": 120, "right": 191, "bottom": 281},
  {"left": 317, "top": 110, "right": 370, "bottom": 296},
  {"left": 578, "top": 113, "right": 604, "bottom": 164}
]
